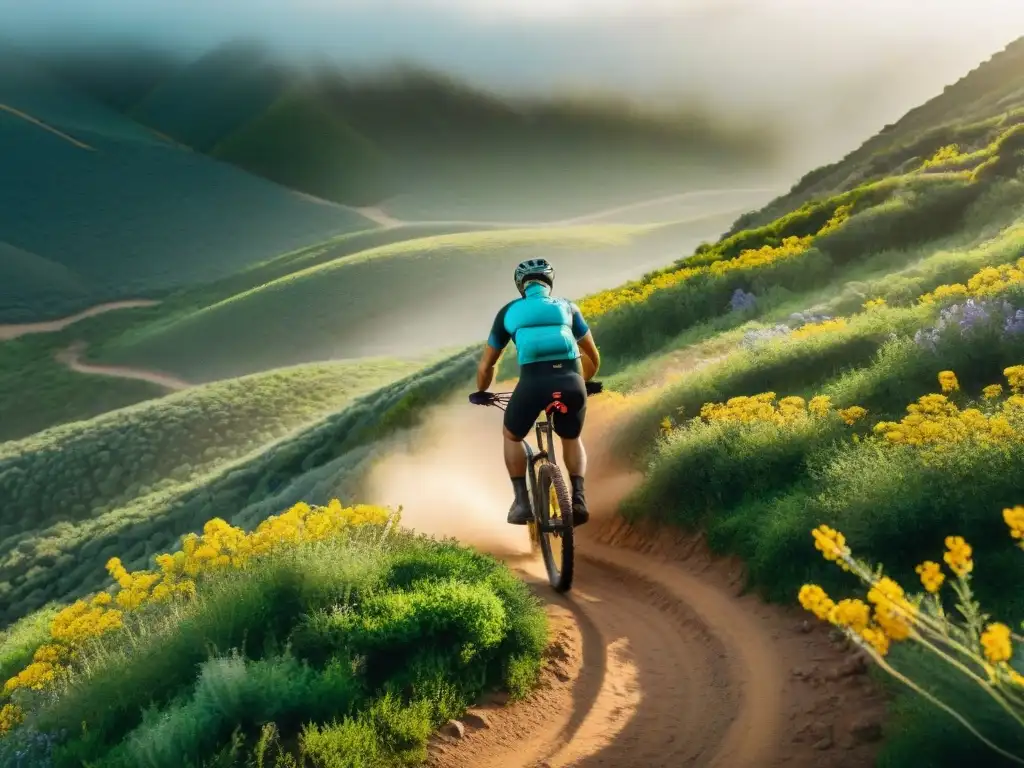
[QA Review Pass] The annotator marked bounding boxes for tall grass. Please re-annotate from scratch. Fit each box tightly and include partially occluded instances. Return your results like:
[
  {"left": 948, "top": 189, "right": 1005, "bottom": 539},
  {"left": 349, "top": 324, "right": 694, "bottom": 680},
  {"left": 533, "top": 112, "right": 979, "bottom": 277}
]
[{"left": 0, "top": 515, "right": 546, "bottom": 767}]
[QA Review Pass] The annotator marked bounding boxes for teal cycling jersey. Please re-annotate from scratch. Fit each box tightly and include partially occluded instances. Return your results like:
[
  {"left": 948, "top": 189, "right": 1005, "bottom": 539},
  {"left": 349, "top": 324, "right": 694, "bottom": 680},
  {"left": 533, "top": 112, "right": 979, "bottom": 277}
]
[{"left": 487, "top": 282, "right": 590, "bottom": 365}]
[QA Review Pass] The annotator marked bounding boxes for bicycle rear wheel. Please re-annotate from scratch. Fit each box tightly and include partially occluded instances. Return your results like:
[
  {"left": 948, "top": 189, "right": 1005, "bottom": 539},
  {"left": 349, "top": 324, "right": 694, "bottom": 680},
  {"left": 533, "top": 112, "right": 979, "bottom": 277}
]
[{"left": 537, "top": 462, "right": 574, "bottom": 592}]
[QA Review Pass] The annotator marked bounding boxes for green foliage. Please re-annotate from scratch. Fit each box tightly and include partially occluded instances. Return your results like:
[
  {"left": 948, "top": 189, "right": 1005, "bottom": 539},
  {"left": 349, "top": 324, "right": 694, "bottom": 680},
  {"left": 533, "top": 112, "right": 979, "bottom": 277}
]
[
  {"left": 3, "top": 530, "right": 544, "bottom": 767},
  {"left": 623, "top": 308, "right": 1024, "bottom": 603},
  {"left": 0, "top": 605, "right": 59, "bottom": 686},
  {"left": 0, "top": 356, "right": 417, "bottom": 540},
  {"left": 736, "top": 37, "right": 1024, "bottom": 229},
  {"left": 0, "top": 349, "right": 476, "bottom": 628},
  {"left": 593, "top": 41, "right": 1024, "bottom": 765},
  {"left": 0, "top": 335, "right": 163, "bottom": 442},
  {"left": 877, "top": 648, "right": 1024, "bottom": 768}
]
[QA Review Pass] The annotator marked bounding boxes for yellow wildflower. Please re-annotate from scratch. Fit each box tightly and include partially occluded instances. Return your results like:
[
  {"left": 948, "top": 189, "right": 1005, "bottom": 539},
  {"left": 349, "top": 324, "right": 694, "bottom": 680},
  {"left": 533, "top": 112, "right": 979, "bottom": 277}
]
[
  {"left": 792, "top": 318, "right": 848, "bottom": 339},
  {"left": 914, "top": 561, "right": 945, "bottom": 593},
  {"left": 943, "top": 536, "right": 974, "bottom": 578},
  {"left": 938, "top": 370, "right": 960, "bottom": 393},
  {"left": 0, "top": 703, "right": 22, "bottom": 736},
  {"left": 1004, "top": 505, "right": 1024, "bottom": 540},
  {"left": 812, "top": 524, "right": 849, "bottom": 566},
  {"left": 982, "top": 384, "right": 1004, "bottom": 400},
  {"left": 808, "top": 395, "right": 832, "bottom": 417},
  {"left": 798, "top": 584, "right": 835, "bottom": 621},
  {"left": 867, "top": 577, "right": 915, "bottom": 641},
  {"left": 980, "top": 623, "right": 1012, "bottom": 664},
  {"left": 838, "top": 406, "right": 867, "bottom": 426},
  {"left": 863, "top": 298, "right": 887, "bottom": 311},
  {"left": 31, "top": 644, "right": 67, "bottom": 665},
  {"left": 828, "top": 598, "right": 871, "bottom": 633},
  {"left": 860, "top": 626, "right": 891, "bottom": 656},
  {"left": 3, "top": 661, "right": 59, "bottom": 694},
  {"left": 1006, "top": 365, "right": 1024, "bottom": 393}
]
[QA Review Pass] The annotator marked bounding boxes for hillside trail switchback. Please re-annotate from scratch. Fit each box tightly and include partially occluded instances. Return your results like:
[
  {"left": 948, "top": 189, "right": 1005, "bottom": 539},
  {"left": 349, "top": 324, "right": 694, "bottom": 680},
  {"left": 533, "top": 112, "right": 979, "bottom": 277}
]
[
  {"left": 55, "top": 341, "right": 190, "bottom": 391},
  {"left": 365, "top": 387, "right": 887, "bottom": 768}
]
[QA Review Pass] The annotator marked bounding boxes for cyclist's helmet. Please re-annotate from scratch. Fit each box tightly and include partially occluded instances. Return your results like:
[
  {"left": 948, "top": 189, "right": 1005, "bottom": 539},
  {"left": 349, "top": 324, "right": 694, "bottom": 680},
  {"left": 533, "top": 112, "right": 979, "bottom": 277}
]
[{"left": 514, "top": 258, "right": 555, "bottom": 296}]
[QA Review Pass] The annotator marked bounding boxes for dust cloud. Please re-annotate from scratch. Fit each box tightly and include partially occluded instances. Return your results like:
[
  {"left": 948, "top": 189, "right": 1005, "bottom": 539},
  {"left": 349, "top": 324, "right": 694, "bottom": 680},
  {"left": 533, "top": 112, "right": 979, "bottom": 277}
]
[
  {"left": 362, "top": 383, "right": 645, "bottom": 558},
  {"left": 364, "top": 390, "right": 532, "bottom": 557}
]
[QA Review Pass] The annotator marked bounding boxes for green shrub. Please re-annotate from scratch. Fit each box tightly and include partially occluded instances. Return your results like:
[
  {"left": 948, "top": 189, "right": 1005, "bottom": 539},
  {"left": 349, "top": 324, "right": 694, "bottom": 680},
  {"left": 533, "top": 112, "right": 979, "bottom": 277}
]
[{"left": 5, "top": 530, "right": 546, "bottom": 767}]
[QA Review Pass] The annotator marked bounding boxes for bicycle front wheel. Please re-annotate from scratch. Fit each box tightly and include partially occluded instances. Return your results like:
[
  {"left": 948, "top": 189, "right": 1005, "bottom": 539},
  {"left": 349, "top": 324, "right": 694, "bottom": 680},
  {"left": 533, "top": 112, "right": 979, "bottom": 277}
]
[{"left": 537, "top": 462, "right": 574, "bottom": 592}]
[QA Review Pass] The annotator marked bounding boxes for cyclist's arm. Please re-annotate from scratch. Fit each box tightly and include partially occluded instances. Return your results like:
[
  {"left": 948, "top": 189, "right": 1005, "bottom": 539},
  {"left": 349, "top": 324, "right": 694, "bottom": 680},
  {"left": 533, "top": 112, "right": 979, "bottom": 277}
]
[
  {"left": 570, "top": 303, "right": 599, "bottom": 380},
  {"left": 477, "top": 343, "right": 502, "bottom": 391},
  {"left": 578, "top": 332, "right": 600, "bottom": 380},
  {"left": 479, "top": 304, "right": 512, "bottom": 390}
]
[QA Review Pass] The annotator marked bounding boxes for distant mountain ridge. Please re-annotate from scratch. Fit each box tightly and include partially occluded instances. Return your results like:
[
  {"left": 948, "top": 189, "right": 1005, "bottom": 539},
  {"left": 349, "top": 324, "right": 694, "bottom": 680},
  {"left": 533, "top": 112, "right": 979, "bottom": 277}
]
[{"left": 32, "top": 39, "right": 779, "bottom": 207}]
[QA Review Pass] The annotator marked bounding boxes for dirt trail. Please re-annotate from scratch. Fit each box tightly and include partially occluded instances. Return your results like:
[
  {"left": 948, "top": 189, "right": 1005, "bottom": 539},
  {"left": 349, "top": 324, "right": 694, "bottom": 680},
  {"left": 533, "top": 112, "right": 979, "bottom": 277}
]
[
  {"left": 0, "top": 300, "right": 160, "bottom": 341},
  {"left": 0, "top": 103, "right": 95, "bottom": 151},
  {"left": 365, "top": 392, "right": 886, "bottom": 768},
  {"left": 55, "top": 342, "right": 190, "bottom": 391}
]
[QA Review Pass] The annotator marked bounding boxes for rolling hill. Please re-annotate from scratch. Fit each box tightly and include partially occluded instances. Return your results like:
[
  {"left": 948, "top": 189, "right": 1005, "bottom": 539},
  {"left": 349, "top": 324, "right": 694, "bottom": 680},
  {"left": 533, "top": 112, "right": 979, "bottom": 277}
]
[
  {"left": 737, "top": 36, "right": 1024, "bottom": 232},
  {"left": 0, "top": 44, "right": 374, "bottom": 323},
  {"left": 0, "top": 355, "right": 431, "bottom": 625},
  {"left": 92, "top": 214, "right": 748, "bottom": 382},
  {"left": 0, "top": 349, "right": 473, "bottom": 627},
  {"left": 129, "top": 39, "right": 293, "bottom": 153}
]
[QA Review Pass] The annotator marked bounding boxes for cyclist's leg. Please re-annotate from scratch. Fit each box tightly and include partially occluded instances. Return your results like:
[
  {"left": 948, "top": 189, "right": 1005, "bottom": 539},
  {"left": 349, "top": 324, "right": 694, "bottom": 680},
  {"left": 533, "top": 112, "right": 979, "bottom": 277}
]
[
  {"left": 550, "top": 371, "right": 590, "bottom": 525},
  {"left": 502, "top": 382, "right": 543, "bottom": 525}
]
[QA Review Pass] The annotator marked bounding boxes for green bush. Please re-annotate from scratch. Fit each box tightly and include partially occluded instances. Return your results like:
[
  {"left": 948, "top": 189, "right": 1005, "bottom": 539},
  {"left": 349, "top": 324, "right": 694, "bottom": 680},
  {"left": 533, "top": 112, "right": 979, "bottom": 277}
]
[
  {"left": 0, "top": 349, "right": 477, "bottom": 629},
  {"left": 3, "top": 530, "right": 546, "bottom": 767}
]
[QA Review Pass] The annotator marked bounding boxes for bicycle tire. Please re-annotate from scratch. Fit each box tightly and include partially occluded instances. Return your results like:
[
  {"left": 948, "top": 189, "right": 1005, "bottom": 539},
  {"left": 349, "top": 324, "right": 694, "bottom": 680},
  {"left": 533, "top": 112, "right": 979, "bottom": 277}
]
[
  {"left": 537, "top": 462, "right": 574, "bottom": 592},
  {"left": 524, "top": 443, "right": 541, "bottom": 554}
]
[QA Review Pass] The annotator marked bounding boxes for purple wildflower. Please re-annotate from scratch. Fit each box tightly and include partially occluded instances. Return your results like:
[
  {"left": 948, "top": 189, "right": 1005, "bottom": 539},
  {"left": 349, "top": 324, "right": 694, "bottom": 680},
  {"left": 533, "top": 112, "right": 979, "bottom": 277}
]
[{"left": 730, "top": 288, "right": 757, "bottom": 313}]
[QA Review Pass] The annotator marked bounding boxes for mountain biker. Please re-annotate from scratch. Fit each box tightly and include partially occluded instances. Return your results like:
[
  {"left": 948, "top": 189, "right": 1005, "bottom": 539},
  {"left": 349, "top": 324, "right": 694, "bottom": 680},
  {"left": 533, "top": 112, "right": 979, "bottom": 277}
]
[{"left": 469, "top": 258, "right": 600, "bottom": 527}]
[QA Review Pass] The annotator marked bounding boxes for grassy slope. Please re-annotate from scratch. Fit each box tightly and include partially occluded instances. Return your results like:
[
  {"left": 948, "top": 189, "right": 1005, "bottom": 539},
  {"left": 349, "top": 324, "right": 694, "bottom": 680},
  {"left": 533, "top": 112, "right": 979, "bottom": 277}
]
[
  {"left": 0, "top": 45, "right": 372, "bottom": 323},
  {"left": 736, "top": 38, "right": 1024, "bottom": 232},
  {"left": 0, "top": 334, "right": 165, "bottom": 443},
  {"left": 212, "top": 85, "right": 391, "bottom": 207},
  {"left": 0, "top": 516, "right": 546, "bottom": 767},
  {"left": 578, "top": 35, "right": 1024, "bottom": 768},
  {"left": 0, "top": 348, "right": 476, "bottom": 628},
  {"left": 95, "top": 222, "right": 709, "bottom": 382},
  {"left": 0, "top": 221, "right": 505, "bottom": 443},
  {"left": 128, "top": 39, "right": 292, "bottom": 153}
]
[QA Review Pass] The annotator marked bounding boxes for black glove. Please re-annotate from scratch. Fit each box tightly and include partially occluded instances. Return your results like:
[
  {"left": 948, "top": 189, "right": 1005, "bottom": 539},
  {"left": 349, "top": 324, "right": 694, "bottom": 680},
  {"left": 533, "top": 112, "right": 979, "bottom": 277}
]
[
  {"left": 585, "top": 380, "right": 603, "bottom": 395},
  {"left": 469, "top": 391, "right": 493, "bottom": 405}
]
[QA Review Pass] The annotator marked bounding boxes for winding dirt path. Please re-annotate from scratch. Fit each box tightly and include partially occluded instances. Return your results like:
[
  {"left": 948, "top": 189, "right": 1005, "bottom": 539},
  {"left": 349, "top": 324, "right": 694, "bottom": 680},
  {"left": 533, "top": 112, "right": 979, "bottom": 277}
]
[
  {"left": 0, "top": 300, "right": 160, "bottom": 341},
  {"left": 55, "top": 342, "right": 190, "bottom": 391},
  {"left": 428, "top": 525, "right": 887, "bottom": 768},
  {"left": 369, "top": 393, "right": 886, "bottom": 768},
  {"left": 0, "top": 103, "right": 95, "bottom": 151}
]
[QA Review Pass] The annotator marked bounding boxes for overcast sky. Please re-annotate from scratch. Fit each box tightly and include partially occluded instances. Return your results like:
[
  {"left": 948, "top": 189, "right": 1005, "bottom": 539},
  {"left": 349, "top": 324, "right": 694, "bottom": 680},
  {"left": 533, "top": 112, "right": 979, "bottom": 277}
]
[{"left": 5, "top": 0, "right": 1024, "bottom": 167}]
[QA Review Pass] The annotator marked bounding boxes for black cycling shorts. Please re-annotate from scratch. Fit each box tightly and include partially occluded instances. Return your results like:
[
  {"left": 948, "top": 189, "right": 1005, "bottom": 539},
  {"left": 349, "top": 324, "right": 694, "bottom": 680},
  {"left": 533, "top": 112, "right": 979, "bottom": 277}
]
[{"left": 504, "top": 359, "right": 587, "bottom": 441}]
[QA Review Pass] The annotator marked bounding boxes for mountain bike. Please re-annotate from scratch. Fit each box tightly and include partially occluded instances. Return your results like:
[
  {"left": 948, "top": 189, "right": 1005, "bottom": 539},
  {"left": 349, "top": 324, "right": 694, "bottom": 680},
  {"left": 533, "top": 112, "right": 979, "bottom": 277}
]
[{"left": 471, "top": 380, "right": 602, "bottom": 592}]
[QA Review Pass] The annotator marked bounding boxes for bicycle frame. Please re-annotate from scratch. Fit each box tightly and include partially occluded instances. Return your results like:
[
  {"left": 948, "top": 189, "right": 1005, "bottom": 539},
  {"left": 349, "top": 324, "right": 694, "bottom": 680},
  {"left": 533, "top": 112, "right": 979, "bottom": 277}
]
[{"left": 483, "top": 392, "right": 565, "bottom": 534}]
